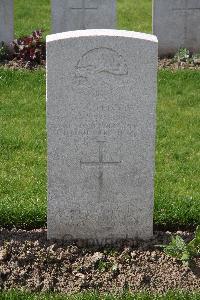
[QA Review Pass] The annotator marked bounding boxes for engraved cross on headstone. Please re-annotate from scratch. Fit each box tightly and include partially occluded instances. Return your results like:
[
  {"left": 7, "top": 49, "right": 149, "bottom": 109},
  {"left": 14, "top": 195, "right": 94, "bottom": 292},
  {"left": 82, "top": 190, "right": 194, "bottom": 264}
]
[
  {"left": 69, "top": 0, "right": 98, "bottom": 30},
  {"left": 80, "top": 140, "right": 121, "bottom": 200},
  {"left": 80, "top": 140, "right": 121, "bottom": 179},
  {"left": 172, "top": 0, "right": 200, "bottom": 44}
]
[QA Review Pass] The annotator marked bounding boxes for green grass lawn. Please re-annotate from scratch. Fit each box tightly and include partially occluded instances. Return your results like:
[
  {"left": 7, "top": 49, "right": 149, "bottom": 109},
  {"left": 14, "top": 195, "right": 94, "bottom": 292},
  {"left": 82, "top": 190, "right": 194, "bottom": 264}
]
[
  {"left": 1, "top": 69, "right": 200, "bottom": 229},
  {"left": 0, "top": 70, "right": 46, "bottom": 228},
  {"left": 118, "top": 0, "right": 152, "bottom": 33},
  {"left": 14, "top": 0, "right": 51, "bottom": 38},
  {"left": 1, "top": 291, "right": 200, "bottom": 300},
  {"left": 14, "top": 0, "right": 152, "bottom": 38},
  {"left": 155, "top": 71, "right": 200, "bottom": 229}
]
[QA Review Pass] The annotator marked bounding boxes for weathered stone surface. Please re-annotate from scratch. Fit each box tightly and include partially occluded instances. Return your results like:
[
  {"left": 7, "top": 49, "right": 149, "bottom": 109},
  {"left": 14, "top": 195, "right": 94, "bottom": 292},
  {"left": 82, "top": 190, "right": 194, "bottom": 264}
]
[
  {"left": 51, "top": 0, "right": 116, "bottom": 33},
  {"left": 0, "top": 0, "right": 13, "bottom": 43},
  {"left": 153, "top": 0, "right": 200, "bottom": 57},
  {"left": 46, "top": 29, "right": 158, "bottom": 245}
]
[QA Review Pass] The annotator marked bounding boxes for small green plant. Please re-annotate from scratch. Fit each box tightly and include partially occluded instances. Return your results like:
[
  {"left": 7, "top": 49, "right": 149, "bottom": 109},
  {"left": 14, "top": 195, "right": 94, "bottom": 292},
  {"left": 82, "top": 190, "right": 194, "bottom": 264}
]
[
  {"left": 96, "top": 259, "right": 112, "bottom": 272},
  {"left": 192, "top": 52, "right": 200, "bottom": 64},
  {"left": 174, "top": 48, "right": 190, "bottom": 63},
  {"left": 162, "top": 235, "right": 189, "bottom": 263},
  {"left": 103, "top": 247, "right": 118, "bottom": 257},
  {"left": 160, "top": 226, "right": 200, "bottom": 265}
]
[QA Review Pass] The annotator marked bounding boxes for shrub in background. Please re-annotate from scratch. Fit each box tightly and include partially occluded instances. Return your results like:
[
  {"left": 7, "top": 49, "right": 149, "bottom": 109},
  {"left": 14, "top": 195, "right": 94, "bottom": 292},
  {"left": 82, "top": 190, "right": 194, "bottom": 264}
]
[
  {"left": 12, "top": 30, "right": 45, "bottom": 67},
  {"left": 0, "top": 30, "right": 46, "bottom": 68}
]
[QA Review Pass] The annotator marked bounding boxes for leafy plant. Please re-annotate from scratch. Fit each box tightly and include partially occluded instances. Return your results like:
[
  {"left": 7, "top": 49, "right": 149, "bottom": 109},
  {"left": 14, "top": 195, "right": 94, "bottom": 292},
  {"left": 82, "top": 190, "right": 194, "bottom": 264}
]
[
  {"left": 174, "top": 48, "right": 190, "bottom": 63},
  {"left": 95, "top": 259, "right": 112, "bottom": 272},
  {"left": 12, "top": 30, "right": 45, "bottom": 66},
  {"left": 103, "top": 247, "right": 118, "bottom": 257},
  {"left": 192, "top": 52, "right": 200, "bottom": 65},
  {"left": 187, "top": 226, "right": 200, "bottom": 256},
  {"left": 162, "top": 235, "right": 190, "bottom": 263},
  {"left": 160, "top": 226, "right": 200, "bottom": 265}
]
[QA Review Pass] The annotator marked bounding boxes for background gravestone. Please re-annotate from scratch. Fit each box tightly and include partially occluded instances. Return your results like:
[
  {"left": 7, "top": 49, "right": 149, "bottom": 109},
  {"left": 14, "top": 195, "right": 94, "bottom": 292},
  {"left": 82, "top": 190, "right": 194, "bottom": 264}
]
[
  {"left": 47, "top": 29, "right": 158, "bottom": 245},
  {"left": 0, "top": 0, "right": 13, "bottom": 44},
  {"left": 153, "top": 0, "right": 200, "bottom": 57},
  {"left": 51, "top": 0, "right": 116, "bottom": 33}
]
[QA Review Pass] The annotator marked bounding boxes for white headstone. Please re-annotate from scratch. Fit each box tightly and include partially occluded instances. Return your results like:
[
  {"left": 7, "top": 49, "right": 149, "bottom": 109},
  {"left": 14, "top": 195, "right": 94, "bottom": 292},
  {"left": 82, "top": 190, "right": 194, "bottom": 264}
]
[
  {"left": 153, "top": 0, "right": 200, "bottom": 57},
  {"left": 0, "top": 0, "right": 13, "bottom": 44},
  {"left": 51, "top": 0, "right": 116, "bottom": 33},
  {"left": 47, "top": 29, "right": 158, "bottom": 245}
]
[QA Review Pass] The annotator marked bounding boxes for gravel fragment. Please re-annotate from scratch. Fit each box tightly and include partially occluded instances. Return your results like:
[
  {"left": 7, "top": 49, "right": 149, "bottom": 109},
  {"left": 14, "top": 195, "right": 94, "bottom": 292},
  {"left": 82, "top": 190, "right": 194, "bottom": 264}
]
[{"left": 0, "top": 249, "right": 9, "bottom": 261}]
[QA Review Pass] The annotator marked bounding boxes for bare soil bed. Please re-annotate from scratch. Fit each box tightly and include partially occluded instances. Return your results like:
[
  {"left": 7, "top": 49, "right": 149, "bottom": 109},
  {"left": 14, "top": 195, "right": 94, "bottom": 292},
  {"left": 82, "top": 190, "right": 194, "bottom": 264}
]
[
  {"left": 1, "top": 58, "right": 200, "bottom": 71},
  {"left": 158, "top": 58, "right": 200, "bottom": 70},
  {"left": 0, "top": 228, "right": 200, "bottom": 294}
]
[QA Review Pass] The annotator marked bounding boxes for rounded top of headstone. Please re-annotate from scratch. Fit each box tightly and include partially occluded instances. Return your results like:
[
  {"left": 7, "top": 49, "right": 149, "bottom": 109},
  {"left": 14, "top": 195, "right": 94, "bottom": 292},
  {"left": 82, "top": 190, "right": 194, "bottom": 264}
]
[{"left": 46, "top": 29, "right": 158, "bottom": 44}]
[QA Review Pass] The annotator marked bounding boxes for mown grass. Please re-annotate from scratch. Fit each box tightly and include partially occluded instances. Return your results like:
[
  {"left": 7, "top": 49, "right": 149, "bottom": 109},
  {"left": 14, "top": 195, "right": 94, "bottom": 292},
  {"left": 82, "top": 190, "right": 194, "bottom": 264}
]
[
  {"left": 14, "top": 0, "right": 152, "bottom": 38},
  {"left": 155, "top": 71, "right": 200, "bottom": 229},
  {"left": 1, "top": 291, "right": 200, "bottom": 300},
  {"left": 0, "top": 69, "right": 200, "bottom": 229},
  {"left": 118, "top": 0, "right": 152, "bottom": 33},
  {"left": 14, "top": 0, "right": 51, "bottom": 38},
  {"left": 0, "top": 69, "right": 46, "bottom": 228}
]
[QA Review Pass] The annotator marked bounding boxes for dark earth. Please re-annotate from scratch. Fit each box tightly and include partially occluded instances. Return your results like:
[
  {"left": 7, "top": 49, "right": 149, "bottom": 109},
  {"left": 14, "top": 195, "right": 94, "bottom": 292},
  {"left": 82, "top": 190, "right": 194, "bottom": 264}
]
[
  {"left": 1, "top": 58, "right": 200, "bottom": 70},
  {"left": 0, "top": 228, "right": 200, "bottom": 293},
  {"left": 158, "top": 58, "right": 200, "bottom": 70}
]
